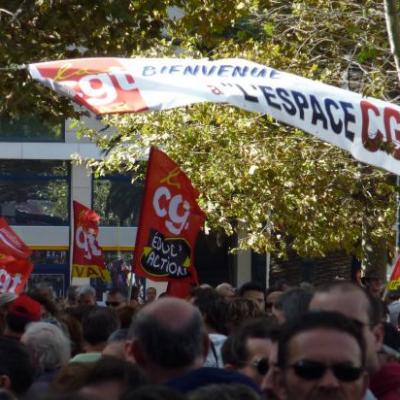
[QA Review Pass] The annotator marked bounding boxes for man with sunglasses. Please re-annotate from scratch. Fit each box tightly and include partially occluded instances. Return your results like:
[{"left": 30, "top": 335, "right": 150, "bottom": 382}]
[
  {"left": 274, "top": 311, "right": 368, "bottom": 400},
  {"left": 105, "top": 288, "right": 127, "bottom": 309},
  {"left": 221, "top": 318, "right": 279, "bottom": 392}
]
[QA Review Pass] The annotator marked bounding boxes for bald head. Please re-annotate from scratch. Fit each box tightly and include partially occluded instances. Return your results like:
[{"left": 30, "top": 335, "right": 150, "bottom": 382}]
[
  {"left": 134, "top": 297, "right": 201, "bottom": 332},
  {"left": 309, "top": 282, "right": 384, "bottom": 373},
  {"left": 127, "top": 298, "right": 207, "bottom": 380}
]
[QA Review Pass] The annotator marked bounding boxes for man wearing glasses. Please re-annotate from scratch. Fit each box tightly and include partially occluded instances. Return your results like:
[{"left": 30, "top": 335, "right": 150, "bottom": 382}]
[
  {"left": 105, "top": 288, "right": 127, "bottom": 309},
  {"left": 221, "top": 318, "right": 279, "bottom": 391},
  {"left": 274, "top": 311, "right": 368, "bottom": 400}
]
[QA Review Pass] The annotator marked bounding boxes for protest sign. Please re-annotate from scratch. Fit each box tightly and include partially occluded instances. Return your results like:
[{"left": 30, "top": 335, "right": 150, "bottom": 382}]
[
  {"left": 133, "top": 147, "right": 205, "bottom": 284},
  {"left": 72, "top": 201, "right": 110, "bottom": 281},
  {"left": 29, "top": 57, "right": 400, "bottom": 175}
]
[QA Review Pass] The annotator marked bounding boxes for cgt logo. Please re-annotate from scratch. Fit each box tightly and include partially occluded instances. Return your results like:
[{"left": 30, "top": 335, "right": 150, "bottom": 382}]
[
  {"left": 36, "top": 58, "right": 147, "bottom": 113},
  {"left": 0, "top": 269, "right": 22, "bottom": 294},
  {"left": 75, "top": 226, "right": 102, "bottom": 261},
  {"left": 152, "top": 186, "right": 191, "bottom": 235}
]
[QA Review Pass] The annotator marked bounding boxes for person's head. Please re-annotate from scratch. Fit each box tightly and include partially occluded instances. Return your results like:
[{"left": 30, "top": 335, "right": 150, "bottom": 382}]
[
  {"left": 188, "top": 383, "right": 260, "bottom": 400},
  {"left": 309, "top": 281, "right": 384, "bottom": 373},
  {"left": 77, "top": 286, "right": 97, "bottom": 306},
  {"left": 145, "top": 287, "right": 157, "bottom": 303},
  {"left": 273, "top": 288, "right": 313, "bottom": 324},
  {"left": 66, "top": 286, "right": 78, "bottom": 307},
  {"left": 21, "top": 321, "right": 71, "bottom": 375},
  {"left": 0, "top": 338, "right": 34, "bottom": 396},
  {"left": 30, "top": 282, "right": 55, "bottom": 301},
  {"left": 190, "top": 287, "right": 229, "bottom": 335},
  {"left": 5, "top": 294, "right": 41, "bottom": 337},
  {"left": 238, "top": 282, "right": 266, "bottom": 312},
  {"left": 106, "top": 289, "right": 127, "bottom": 309},
  {"left": 79, "top": 356, "right": 147, "bottom": 400},
  {"left": 28, "top": 292, "right": 60, "bottom": 320},
  {"left": 222, "top": 318, "right": 279, "bottom": 389},
  {"left": 102, "top": 329, "right": 129, "bottom": 359},
  {"left": 275, "top": 311, "right": 368, "bottom": 400},
  {"left": 116, "top": 305, "right": 136, "bottom": 330},
  {"left": 362, "top": 272, "right": 384, "bottom": 299},
  {"left": 51, "top": 362, "right": 95, "bottom": 394},
  {"left": 265, "top": 291, "right": 283, "bottom": 317},
  {"left": 121, "top": 385, "right": 186, "bottom": 400},
  {"left": 82, "top": 307, "right": 120, "bottom": 351},
  {"left": 216, "top": 283, "right": 236, "bottom": 300},
  {"left": 226, "top": 298, "right": 263, "bottom": 333},
  {"left": 126, "top": 297, "right": 208, "bottom": 383}
]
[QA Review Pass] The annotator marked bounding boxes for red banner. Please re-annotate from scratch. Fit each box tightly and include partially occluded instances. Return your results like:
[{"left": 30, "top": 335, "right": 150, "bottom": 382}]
[
  {"left": 72, "top": 201, "right": 110, "bottom": 281},
  {"left": 0, "top": 218, "right": 33, "bottom": 294},
  {"left": 388, "top": 255, "right": 400, "bottom": 291},
  {"left": 29, "top": 58, "right": 148, "bottom": 115},
  {"left": 0, "top": 218, "right": 31, "bottom": 260},
  {"left": 133, "top": 147, "right": 205, "bottom": 284},
  {"left": 0, "top": 258, "right": 33, "bottom": 295}
]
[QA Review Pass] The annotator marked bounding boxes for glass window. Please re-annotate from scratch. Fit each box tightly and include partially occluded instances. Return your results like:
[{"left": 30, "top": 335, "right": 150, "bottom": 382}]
[
  {"left": 93, "top": 174, "right": 144, "bottom": 226},
  {"left": 0, "top": 115, "right": 64, "bottom": 142},
  {"left": 31, "top": 250, "right": 68, "bottom": 265},
  {"left": 28, "top": 250, "right": 69, "bottom": 298},
  {"left": 0, "top": 160, "right": 70, "bottom": 225}
]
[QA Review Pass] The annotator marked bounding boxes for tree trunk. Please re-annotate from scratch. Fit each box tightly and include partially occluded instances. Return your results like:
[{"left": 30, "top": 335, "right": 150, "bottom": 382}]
[{"left": 384, "top": 0, "right": 400, "bottom": 81}]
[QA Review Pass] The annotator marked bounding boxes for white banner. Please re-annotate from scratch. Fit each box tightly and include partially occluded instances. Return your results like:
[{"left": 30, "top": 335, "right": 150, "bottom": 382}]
[{"left": 29, "top": 57, "right": 400, "bottom": 175}]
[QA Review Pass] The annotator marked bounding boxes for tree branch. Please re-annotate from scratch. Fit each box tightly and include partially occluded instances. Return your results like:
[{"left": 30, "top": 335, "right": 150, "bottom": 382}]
[{"left": 384, "top": 0, "right": 400, "bottom": 81}]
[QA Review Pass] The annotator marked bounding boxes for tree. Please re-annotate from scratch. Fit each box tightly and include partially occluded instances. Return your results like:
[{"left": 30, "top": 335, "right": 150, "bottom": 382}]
[
  {"left": 2, "top": 1, "right": 399, "bottom": 264},
  {"left": 0, "top": 0, "right": 175, "bottom": 121}
]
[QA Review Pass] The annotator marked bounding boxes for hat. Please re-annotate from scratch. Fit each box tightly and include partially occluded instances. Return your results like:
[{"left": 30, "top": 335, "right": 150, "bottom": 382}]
[
  {"left": 0, "top": 292, "right": 16, "bottom": 307},
  {"left": 8, "top": 294, "right": 41, "bottom": 322}
]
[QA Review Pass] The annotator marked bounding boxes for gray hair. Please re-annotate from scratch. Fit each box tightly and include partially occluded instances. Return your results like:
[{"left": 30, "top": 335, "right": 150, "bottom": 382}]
[
  {"left": 76, "top": 285, "right": 96, "bottom": 298},
  {"left": 22, "top": 322, "right": 71, "bottom": 373}
]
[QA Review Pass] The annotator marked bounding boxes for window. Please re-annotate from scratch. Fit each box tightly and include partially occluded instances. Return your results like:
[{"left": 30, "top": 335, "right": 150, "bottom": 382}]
[
  {"left": 93, "top": 174, "right": 144, "bottom": 226},
  {"left": 31, "top": 250, "right": 68, "bottom": 265},
  {"left": 0, "top": 115, "right": 64, "bottom": 142},
  {"left": 28, "top": 250, "right": 69, "bottom": 298},
  {"left": 0, "top": 160, "right": 70, "bottom": 225}
]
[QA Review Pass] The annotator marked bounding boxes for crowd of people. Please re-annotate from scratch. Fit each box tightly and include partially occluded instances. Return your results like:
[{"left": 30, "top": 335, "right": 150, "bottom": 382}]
[{"left": 0, "top": 275, "right": 399, "bottom": 400}]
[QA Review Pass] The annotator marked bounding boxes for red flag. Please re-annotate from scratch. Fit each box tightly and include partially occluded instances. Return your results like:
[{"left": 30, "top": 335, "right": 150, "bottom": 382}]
[
  {"left": 72, "top": 201, "right": 110, "bottom": 281},
  {"left": 388, "top": 255, "right": 400, "bottom": 291},
  {"left": 0, "top": 218, "right": 31, "bottom": 260},
  {"left": 133, "top": 147, "right": 205, "bottom": 284},
  {"left": 0, "top": 218, "right": 33, "bottom": 295},
  {"left": 0, "top": 258, "right": 33, "bottom": 295},
  {"left": 166, "top": 280, "right": 197, "bottom": 299},
  {"left": 29, "top": 58, "right": 148, "bottom": 115}
]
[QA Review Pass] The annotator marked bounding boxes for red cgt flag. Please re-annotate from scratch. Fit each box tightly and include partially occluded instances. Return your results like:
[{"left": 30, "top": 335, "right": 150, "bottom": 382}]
[
  {"left": 72, "top": 201, "right": 110, "bottom": 282},
  {"left": 0, "top": 218, "right": 33, "bottom": 295},
  {"left": 0, "top": 218, "right": 31, "bottom": 260},
  {"left": 133, "top": 147, "right": 205, "bottom": 286},
  {"left": 388, "top": 255, "right": 400, "bottom": 291}
]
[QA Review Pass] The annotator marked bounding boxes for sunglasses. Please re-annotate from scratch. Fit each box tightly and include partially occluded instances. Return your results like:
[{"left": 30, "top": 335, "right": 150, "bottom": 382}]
[
  {"left": 289, "top": 360, "right": 364, "bottom": 382},
  {"left": 251, "top": 357, "right": 270, "bottom": 375},
  {"left": 105, "top": 301, "right": 121, "bottom": 307}
]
